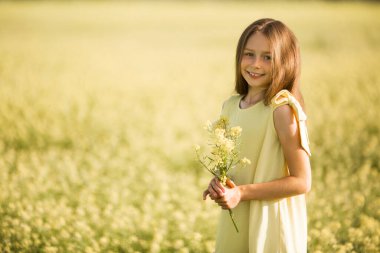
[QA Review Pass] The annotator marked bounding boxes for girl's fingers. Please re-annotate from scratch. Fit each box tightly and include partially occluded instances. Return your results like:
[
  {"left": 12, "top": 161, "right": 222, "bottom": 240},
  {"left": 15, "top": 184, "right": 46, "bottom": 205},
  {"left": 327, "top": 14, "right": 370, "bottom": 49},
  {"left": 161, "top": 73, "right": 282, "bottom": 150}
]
[
  {"left": 208, "top": 184, "right": 218, "bottom": 199},
  {"left": 217, "top": 202, "right": 228, "bottom": 209},
  {"left": 215, "top": 198, "right": 227, "bottom": 204},
  {"left": 226, "top": 178, "right": 236, "bottom": 188},
  {"left": 211, "top": 178, "right": 225, "bottom": 196},
  {"left": 210, "top": 183, "right": 222, "bottom": 197},
  {"left": 214, "top": 178, "right": 226, "bottom": 192},
  {"left": 203, "top": 189, "right": 210, "bottom": 200}
]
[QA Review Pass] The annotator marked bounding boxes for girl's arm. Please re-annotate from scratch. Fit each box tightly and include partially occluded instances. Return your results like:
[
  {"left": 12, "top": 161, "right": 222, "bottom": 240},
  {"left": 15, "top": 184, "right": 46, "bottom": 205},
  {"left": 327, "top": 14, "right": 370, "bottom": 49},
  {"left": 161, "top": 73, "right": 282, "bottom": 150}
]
[{"left": 209, "top": 104, "right": 312, "bottom": 209}]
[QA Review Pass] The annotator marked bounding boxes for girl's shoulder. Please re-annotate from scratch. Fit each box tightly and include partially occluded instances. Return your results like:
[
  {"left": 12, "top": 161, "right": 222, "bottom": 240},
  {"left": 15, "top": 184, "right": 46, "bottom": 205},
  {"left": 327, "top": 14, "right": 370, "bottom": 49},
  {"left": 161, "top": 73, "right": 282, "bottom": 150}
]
[
  {"left": 271, "top": 89, "right": 311, "bottom": 156},
  {"left": 270, "top": 90, "right": 306, "bottom": 119},
  {"left": 270, "top": 90, "right": 299, "bottom": 109}
]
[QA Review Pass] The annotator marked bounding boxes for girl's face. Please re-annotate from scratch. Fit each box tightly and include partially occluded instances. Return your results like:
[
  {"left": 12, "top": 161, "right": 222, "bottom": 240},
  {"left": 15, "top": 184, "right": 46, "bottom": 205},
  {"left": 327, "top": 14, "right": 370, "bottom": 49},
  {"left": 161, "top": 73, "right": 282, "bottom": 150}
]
[{"left": 240, "top": 32, "right": 272, "bottom": 91}]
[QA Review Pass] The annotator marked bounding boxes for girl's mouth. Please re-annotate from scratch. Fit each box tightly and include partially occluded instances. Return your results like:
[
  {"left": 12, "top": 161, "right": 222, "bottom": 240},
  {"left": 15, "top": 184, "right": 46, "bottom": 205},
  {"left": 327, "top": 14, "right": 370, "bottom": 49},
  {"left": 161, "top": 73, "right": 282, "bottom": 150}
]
[{"left": 246, "top": 70, "right": 264, "bottom": 79}]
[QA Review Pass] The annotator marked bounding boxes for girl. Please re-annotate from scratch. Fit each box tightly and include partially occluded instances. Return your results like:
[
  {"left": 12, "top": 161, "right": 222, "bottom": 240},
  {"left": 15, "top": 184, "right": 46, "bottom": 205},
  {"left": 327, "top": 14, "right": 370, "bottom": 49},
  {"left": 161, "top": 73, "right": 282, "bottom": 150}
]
[{"left": 203, "top": 18, "right": 312, "bottom": 253}]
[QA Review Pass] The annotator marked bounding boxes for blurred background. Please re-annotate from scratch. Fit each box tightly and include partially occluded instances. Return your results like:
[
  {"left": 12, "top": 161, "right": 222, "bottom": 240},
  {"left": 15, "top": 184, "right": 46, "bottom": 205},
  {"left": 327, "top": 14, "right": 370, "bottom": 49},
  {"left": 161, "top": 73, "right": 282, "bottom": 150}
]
[{"left": 0, "top": 0, "right": 379, "bottom": 252}]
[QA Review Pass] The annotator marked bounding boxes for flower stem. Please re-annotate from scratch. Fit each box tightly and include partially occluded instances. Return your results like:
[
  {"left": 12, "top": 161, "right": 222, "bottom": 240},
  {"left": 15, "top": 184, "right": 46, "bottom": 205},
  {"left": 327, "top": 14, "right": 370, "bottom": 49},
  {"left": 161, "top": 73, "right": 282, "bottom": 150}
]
[{"left": 228, "top": 209, "right": 239, "bottom": 233}]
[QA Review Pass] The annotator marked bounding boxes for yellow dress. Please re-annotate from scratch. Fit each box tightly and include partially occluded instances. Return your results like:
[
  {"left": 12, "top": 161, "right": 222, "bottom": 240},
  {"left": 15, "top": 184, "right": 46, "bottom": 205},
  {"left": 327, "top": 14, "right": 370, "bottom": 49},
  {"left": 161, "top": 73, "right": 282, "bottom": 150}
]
[{"left": 215, "top": 90, "right": 311, "bottom": 253}]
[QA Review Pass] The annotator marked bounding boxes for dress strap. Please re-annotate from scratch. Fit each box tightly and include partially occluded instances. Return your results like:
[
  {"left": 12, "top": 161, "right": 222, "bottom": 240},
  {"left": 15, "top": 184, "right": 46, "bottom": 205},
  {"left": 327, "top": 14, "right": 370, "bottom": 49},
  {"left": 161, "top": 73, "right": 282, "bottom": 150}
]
[{"left": 271, "top": 90, "right": 311, "bottom": 156}]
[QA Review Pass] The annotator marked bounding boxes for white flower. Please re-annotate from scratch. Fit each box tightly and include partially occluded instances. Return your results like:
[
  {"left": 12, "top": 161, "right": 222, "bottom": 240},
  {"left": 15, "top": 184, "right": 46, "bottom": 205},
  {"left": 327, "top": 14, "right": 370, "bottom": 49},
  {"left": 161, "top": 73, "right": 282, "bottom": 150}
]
[
  {"left": 220, "top": 138, "right": 234, "bottom": 153},
  {"left": 214, "top": 128, "right": 225, "bottom": 139},
  {"left": 241, "top": 157, "right": 251, "bottom": 165},
  {"left": 204, "top": 120, "right": 213, "bottom": 131},
  {"left": 230, "top": 126, "right": 242, "bottom": 137}
]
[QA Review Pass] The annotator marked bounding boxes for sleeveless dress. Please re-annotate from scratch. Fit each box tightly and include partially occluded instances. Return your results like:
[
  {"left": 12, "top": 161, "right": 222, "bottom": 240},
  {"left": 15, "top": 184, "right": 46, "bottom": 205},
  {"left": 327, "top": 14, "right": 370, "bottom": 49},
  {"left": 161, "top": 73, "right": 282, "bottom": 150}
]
[{"left": 215, "top": 89, "right": 311, "bottom": 253}]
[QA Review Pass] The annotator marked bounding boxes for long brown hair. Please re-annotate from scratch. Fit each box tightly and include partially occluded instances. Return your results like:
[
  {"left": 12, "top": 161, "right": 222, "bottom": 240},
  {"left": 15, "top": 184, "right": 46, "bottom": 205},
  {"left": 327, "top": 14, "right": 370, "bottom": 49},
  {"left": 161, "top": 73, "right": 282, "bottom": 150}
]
[{"left": 235, "top": 18, "right": 304, "bottom": 107}]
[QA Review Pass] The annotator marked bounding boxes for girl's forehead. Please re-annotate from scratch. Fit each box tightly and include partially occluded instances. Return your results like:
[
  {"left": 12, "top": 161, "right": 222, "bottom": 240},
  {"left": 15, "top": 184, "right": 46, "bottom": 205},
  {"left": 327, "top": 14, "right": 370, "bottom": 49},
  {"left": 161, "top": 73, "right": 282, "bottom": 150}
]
[{"left": 245, "top": 32, "right": 271, "bottom": 53}]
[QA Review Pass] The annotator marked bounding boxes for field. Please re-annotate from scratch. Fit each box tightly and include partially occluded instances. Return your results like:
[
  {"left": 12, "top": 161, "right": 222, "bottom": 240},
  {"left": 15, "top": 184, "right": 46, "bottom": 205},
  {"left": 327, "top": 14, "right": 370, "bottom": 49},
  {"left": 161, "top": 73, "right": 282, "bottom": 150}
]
[{"left": 0, "top": 1, "right": 379, "bottom": 252}]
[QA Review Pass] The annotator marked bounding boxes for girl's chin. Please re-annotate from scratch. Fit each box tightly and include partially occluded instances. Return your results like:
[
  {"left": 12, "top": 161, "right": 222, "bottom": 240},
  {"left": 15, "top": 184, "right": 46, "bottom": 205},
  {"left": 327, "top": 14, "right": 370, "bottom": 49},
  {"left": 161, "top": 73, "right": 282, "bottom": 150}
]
[{"left": 246, "top": 80, "right": 270, "bottom": 87}]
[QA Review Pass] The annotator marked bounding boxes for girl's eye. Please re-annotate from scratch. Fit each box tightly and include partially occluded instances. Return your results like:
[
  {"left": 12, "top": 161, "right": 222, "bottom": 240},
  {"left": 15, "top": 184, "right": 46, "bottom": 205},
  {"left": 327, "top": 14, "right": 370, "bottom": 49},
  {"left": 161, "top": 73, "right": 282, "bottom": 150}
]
[
  {"left": 244, "top": 52, "right": 254, "bottom": 57},
  {"left": 264, "top": 55, "right": 272, "bottom": 61}
]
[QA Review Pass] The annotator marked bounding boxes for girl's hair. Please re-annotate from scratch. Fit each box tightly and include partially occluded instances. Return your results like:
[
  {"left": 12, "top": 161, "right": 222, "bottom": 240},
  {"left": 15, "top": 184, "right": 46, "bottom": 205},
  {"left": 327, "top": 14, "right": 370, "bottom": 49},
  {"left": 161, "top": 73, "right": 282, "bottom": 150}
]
[{"left": 235, "top": 18, "right": 304, "bottom": 107}]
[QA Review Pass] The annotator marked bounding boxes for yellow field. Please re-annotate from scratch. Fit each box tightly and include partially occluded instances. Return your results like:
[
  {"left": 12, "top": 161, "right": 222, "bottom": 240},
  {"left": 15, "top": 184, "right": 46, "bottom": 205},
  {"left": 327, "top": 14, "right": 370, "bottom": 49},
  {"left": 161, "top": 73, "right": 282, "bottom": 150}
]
[{"left": 0, "top": 1, "right": 379, "bottom": 252}]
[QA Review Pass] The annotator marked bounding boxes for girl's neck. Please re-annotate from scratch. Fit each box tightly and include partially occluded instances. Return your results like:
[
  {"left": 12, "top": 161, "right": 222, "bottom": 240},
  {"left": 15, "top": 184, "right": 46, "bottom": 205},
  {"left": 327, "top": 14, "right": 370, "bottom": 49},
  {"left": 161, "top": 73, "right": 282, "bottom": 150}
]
[{"left": 243, "top": 88, "right": 266, "bottom": 105}]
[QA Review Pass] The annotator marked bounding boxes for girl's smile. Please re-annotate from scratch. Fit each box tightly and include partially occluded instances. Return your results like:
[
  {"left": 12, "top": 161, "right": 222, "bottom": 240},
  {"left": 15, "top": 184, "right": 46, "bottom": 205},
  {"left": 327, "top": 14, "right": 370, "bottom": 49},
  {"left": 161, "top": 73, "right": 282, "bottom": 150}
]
[{"left": 245, "top": 70, "right": 265, "bottom": 79}]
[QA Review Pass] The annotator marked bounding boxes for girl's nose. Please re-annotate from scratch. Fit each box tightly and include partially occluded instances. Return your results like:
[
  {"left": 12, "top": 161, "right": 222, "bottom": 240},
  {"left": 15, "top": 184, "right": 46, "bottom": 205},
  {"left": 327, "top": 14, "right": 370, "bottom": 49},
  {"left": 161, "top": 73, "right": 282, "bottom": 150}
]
[{"left": 252, "top": 57, "right": 261, "bottom": 68}]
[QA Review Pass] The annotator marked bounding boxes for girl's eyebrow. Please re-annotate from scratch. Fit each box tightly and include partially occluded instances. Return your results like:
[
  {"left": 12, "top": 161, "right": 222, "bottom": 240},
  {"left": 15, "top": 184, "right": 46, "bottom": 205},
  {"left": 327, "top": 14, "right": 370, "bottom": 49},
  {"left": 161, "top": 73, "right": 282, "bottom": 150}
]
[{"left": 244, "top": 48, "right": 271, "bottom": 54}]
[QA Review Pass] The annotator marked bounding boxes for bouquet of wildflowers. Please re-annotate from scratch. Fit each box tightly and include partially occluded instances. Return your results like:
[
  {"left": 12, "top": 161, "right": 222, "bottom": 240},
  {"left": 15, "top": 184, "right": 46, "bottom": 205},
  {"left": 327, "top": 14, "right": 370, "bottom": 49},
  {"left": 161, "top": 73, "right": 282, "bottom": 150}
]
[{"left": 195, "top": 116, "right": 251, "bottom": 233}]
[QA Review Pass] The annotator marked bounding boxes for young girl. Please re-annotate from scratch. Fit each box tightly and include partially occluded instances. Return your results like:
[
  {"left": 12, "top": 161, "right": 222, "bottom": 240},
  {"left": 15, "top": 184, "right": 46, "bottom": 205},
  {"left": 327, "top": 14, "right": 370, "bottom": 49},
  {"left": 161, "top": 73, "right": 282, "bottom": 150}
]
[{"left": 202, "top": 18, "right": 312, "bottom": 253}]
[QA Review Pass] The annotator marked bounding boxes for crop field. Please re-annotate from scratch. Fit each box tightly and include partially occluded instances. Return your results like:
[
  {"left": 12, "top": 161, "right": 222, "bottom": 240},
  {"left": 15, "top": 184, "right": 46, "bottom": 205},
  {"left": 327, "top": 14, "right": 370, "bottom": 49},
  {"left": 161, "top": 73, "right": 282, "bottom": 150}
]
[{"left": 0, "top": 1, "right": 379, "bottom": 252}]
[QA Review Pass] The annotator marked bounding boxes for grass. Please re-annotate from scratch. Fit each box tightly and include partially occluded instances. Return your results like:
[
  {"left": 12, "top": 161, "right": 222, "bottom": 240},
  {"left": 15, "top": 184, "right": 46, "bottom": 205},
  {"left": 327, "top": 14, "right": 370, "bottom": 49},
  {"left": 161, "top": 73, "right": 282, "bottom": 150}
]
[{"left": 0, "top": 1, "right": 379, "bottom": 252}]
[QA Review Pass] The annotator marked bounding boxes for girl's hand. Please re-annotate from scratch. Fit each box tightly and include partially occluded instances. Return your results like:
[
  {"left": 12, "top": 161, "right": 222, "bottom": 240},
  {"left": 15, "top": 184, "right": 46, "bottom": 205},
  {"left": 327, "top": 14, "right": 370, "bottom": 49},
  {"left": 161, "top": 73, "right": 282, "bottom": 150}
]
[
  {"left": 203, "top": 177, "right": 225, "bottom": 200},
  {"left": 214, "top": 179, "right": 241, "bottom": 209}
]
